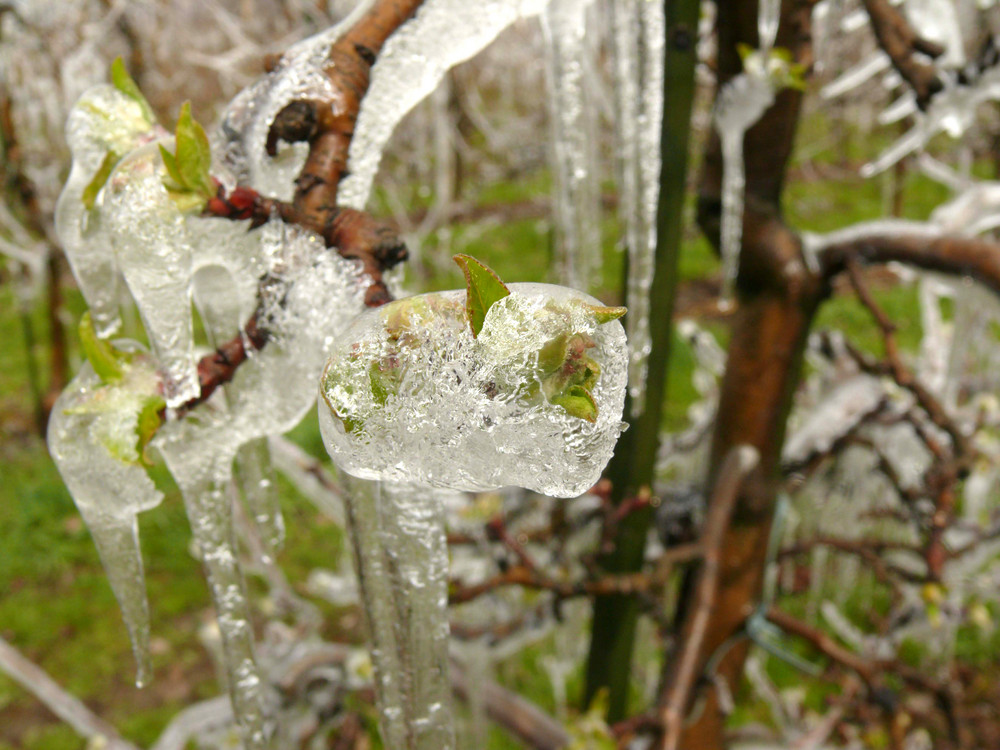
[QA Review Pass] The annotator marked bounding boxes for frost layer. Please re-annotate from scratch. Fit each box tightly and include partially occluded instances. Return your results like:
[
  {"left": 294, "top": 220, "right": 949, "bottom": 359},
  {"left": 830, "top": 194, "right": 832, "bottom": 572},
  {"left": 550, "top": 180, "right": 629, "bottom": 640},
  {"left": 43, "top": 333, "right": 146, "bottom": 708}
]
[{"left": 319, "top": 283, "right": 627, "bottom": 498}]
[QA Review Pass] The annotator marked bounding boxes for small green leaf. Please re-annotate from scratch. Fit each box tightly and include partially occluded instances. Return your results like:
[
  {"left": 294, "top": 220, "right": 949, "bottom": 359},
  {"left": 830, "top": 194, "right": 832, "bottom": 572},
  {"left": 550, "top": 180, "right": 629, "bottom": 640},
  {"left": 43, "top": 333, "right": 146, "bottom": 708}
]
[
  {"left": 111, "top": 56, "right": 155, "bottom": 124},
  {"left": 537, "top": 334, "right": 569, "bottom": 374},
  {"left": 369, "top": 363, "right": 391, "bottom": 406},
  {"left": 174, "top": 101, "right": 215, "bottom": 199},
  {"left": 135, "top": 394, "right": 166, "bottom": 465},
  {"left": 550, "top": 385, "right": 598, "bottom": 423},
  {"left": 158, "top": 144, "right": 185, "bottom": 191},
  {"left": 453, "top": 254, "right": 510, "bottom": 337},
  {"left": 79, "top": 312, "right": 125, "bottom": 383},
  {"left": 584, "top": 304, "right": 627, "bottom": 325},
  {"left": 81, "top": 151, "right": 119, "bottom": 210}
]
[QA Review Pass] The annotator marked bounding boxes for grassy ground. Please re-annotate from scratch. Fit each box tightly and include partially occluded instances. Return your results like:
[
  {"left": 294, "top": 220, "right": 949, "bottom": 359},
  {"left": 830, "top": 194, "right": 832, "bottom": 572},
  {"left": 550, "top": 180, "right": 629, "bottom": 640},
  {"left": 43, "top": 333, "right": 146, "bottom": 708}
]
[{"left": 0, "top": 104, "right": 983, "bottom": 748}]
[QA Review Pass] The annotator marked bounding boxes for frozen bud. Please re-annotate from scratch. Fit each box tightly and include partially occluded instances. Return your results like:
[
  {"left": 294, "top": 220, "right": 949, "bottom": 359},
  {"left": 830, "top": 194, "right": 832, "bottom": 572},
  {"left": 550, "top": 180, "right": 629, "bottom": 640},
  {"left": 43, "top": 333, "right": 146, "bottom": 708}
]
[{"left": 319, "top": 279, "right": 627, "bottom": 498}]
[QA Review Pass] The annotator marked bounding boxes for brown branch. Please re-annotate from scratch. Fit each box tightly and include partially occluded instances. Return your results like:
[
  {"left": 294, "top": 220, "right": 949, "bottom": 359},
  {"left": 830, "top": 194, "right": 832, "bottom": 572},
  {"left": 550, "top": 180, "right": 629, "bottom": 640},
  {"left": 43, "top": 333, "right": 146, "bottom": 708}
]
[
  {"left": 656, "top": 446, "right": 760, "bottom": 750},
  {"left": 862, "top": 0, "right": 943, "bottom": 108},
  {"left": 171, "top": 0, "right": 425, "bottom": 414}
]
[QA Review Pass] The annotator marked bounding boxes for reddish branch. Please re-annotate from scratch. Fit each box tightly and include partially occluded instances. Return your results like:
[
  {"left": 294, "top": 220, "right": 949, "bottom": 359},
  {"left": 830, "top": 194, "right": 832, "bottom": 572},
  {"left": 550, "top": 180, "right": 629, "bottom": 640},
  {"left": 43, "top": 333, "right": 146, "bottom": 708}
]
[
  {"left": 861, "top": 0, "right": 944, "bottom": 108},
  {"left": 173, "top": 0, "right": 425, "bottom": 414}
]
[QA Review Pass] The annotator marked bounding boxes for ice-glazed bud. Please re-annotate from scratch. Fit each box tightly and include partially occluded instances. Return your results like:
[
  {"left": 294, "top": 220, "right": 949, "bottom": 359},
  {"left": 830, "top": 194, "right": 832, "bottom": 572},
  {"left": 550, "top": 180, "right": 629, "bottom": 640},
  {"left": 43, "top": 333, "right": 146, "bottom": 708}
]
[
  {"left": 319, "top": 282, "right": 627, "bottom": 498},
  {"left": 55, "top": 84, "right": 162, "bottom": 337},
  {"left": 103, "top": 140, "right": 198, "bottom": 407},
  {"left": 48, "top": 358, "right": 165, "bottom": 687}
]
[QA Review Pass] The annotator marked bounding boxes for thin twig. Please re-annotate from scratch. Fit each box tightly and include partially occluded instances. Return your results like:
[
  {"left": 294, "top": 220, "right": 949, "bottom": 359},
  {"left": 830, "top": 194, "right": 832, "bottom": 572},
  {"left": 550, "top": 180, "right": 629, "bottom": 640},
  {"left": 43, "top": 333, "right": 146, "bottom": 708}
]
[{"left": 0, "top": 635, "right": 140, "bottom": 750}]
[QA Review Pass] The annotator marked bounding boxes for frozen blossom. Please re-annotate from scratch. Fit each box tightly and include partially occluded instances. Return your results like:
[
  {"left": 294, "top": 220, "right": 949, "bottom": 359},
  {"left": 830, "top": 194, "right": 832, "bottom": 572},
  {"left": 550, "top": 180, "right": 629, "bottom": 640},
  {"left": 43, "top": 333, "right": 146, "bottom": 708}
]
[
  {"left": 55, "top": 85, "right": 163, "bottom": 336},
  {"left": 320, "top": 283, "right": 627, "bottom": 498}
]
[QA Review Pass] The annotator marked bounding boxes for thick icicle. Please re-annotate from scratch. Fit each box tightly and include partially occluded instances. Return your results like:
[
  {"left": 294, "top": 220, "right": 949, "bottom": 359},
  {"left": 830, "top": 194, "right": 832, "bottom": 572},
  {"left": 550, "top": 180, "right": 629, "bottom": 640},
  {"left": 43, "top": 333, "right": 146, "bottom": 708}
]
[
  {"left": 333, "top": 477, "right": 455, "bottom": 750},
  {"left": 103, "top": 141, "right": 198, "bottom": 407},
  {"left": 47, "top": 363, "right": 164, "bottom": 688},
  {"left": 611, "top": 0, "right": 664, "bottom": 410},
  {"left": 541, "top": 0, "right": 601, "bottom": 291},
  {"left": 319, "top": 283, "right": 628, "bottom": 497},
  {"left": 155, "top": 427, "right": 271, "bottom": 750}
]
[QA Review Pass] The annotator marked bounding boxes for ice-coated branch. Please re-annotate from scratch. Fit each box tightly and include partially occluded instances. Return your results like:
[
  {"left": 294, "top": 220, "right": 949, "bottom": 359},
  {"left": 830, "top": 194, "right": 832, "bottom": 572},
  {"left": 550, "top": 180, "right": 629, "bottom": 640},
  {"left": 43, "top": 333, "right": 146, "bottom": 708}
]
[
  {"left": 861, "top": 0, "right": 943, "bottom": 108},
  {"left": 0, "top": 636, "right": 139, "bottom": 750}
]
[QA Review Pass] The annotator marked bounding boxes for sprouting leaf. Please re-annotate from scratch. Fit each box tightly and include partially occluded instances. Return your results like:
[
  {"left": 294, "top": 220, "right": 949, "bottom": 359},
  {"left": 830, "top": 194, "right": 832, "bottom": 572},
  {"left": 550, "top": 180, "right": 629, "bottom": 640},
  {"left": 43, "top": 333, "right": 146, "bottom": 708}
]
[
  {"left": 81, "top": 152, "right": 119, "bottom": 210},
  {"left": 111, "top": 56, "right": 155, "bottom": 124},
  {"left": 453, "top": 254, "right": 510, "bottom": 337},
  {"left": 79, "top": 312, "right": 125, "bottom": 383},
  {"left": 537, "top": 334, "right": 569, "bottom": 374},
  {"left": 550, "top": 385, "right": 598, "bottom": 423},
  {"left": 174, "top": 101, "right": 215, "bottom": 199},
  {"left": 158, "top": 144, "right": 185, "bottom": 191},
  {"left": 135, "top": 394, "right": 166, "bottom": 466},
  {"left": 583, "top": 304, "right": 627, "bottom": 325}
]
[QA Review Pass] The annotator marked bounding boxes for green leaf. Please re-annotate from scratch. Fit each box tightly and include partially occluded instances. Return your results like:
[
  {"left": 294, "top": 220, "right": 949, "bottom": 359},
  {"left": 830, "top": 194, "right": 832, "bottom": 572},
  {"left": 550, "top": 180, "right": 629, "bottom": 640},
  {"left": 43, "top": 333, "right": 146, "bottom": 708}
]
[
  {"left": 81, "top": 151, "right": 119, "bottom": 210},
  {"left": 110, "top": 56, "right": 155, "bottom": 124},
  {"left": 550, "top": 385, "right": 598, "bottom": 423},
  {"left": 79, "top": 312, "right": 125, "bottom": 383},
  {"left": 135, "top": 394, "right": 166, "bottom": 466},
  {"left": 583, "top": 304, "right": 627, "bottom": 325},
  {"left": 537, "top": 334, "right": 569, "bottom": 375},
  {"left": 174, "top": 101, "right": 215, "bottom": 199},
  {"left": 158, "top": 144, "right": 185, "bottom": 191},
  {"left": 453, "top": 254, "right": 510, "bottom": 337}
]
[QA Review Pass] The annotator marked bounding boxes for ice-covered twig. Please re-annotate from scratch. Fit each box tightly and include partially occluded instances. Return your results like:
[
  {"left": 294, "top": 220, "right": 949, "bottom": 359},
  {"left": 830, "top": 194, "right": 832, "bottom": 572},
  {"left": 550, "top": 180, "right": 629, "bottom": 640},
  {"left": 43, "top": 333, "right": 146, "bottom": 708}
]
[
  {"left": 150, "top": 696, "right": 234, "bottom": 750},
  {"left": 861, "top": 0, "right": 943, "bottom": 108},
  {"left": 0, "top": 635, "right": 139, "bottom": 750}
]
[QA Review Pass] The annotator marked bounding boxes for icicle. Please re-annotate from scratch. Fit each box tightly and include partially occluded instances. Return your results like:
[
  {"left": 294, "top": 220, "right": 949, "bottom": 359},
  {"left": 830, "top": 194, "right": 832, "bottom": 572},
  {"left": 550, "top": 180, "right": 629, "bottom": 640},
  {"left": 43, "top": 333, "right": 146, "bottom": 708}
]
[
  {"left": 48, "top": 364, "right": 163, "bottom": 688},
  {"left": 156, "top": 429, "right": 272, "bottom": 750},
  {"left": 714, "top": 72, "right": 774, "bottom": 309},
  {"left": 235, "top": 438, "right": 285, "bottom": 559},
  {"left": 758, "top": 0, "right": 781, "bottom": 53},
  {"left": 103, "top": 140, "right": 198, "bottom": 407},
  {"left": 541, "top": 0, "right": 601, "bottom": 291},
  {"left": 338, "top": 0, "right": 550, "bottom": 209},
  {"left": 337, "top": 477, "right": 455, "bottom": 750},
  {"left": 611, "top": 0, "right": 664, "bottom": 411}
]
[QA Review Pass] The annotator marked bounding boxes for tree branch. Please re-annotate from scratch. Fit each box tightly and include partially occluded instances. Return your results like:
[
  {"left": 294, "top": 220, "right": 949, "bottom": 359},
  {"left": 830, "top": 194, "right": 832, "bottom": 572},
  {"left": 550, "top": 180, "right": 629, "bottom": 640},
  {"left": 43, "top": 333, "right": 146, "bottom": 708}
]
[
  {"left": 656, "top": 446, "right": 760, "bottom": 750},
  {"left": 861, "top": 0, "right": 943, "bottom": 108}
]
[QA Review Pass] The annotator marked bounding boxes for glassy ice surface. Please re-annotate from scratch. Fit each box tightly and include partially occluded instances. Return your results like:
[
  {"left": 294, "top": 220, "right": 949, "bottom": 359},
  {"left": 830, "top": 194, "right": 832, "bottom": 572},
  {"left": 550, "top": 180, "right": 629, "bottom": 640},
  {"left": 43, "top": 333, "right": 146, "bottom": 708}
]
[
  {"left": 236, "top": 438, "right": 285, "bottom": 560},
  {"left": 757, "top": 0, "right": 781, "bottom": 52},
  {"left": 338, "top": 0, "right": 549, "bottom": 208},
  {"left": 319, "top": 283, "right": 627, "bottom": 498},
  {"left": 542, "top": 0, "right": 601, "bottom": 292},
  {"left": 611, "top": 0, "right": 663, "bottom": 410},
  {"left": 103, "top": 140, "right": 198, "bottom": 407},
  {"left": 714, "top": 72, "right": 775, "bottom": 308},
  {"left": 56, "top": 85, "right": 162, "bottom": 336},
  {"left": 342, "top": 478, "right": 455, "bottom": 750},
  {"left": 47, "top": 363, "right": 164, "bottom": 688}
]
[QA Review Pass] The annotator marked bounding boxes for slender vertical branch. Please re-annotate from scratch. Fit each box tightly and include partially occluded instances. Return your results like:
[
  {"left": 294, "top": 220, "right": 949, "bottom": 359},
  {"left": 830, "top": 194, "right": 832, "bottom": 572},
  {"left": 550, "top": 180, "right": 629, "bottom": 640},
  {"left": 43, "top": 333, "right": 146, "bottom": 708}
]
[{"left": 583, "top": 0, "right": 701, "bottom": 720}]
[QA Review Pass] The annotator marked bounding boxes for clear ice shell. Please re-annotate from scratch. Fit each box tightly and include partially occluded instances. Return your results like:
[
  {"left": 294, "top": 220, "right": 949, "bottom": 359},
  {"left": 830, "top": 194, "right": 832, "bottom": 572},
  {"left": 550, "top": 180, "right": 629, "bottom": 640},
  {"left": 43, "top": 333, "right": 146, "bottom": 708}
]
[
  {"left": 47, "top": 363, "right": 163, "bottom": 688},
  {"left": 102, "top": 140, "right": 198, "bottom": 407},
  {"left": 55, "top": 85, "right": 161, "bottom": 337},
  {"left": 338, "top": 0, "right": 549, "bottom": 209},
  {"left": 319, "top": 283, "right": 627, "bottom": 498}
]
